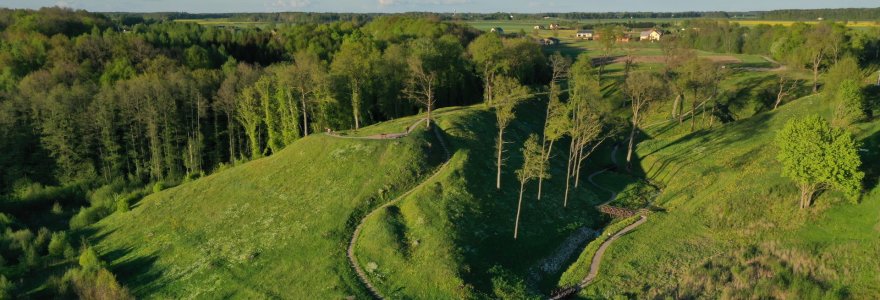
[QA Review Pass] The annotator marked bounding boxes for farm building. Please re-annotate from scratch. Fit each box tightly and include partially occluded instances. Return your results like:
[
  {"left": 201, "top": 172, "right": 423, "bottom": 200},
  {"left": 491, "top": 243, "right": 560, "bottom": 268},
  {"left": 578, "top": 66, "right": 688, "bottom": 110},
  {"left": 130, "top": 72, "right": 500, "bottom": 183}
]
[
  {"left": 640, "top": 29, "right": 662, "bottom": 41},
  {"left": 534, "top": 25, "right": 544, "bottom": 30},
  {"left": 490, "top": 27, "right": 504, "bottom": 34},
  {"left": 576, "top": 30, "right": 594, "bottom": 39}
]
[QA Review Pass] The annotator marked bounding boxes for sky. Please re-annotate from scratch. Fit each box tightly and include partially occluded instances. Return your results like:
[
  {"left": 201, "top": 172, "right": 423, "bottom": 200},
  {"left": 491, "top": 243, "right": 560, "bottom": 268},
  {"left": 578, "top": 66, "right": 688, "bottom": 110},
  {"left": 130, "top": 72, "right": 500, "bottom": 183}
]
[{"left": 1, "top": 0, "right": 878, "bottom": 13}]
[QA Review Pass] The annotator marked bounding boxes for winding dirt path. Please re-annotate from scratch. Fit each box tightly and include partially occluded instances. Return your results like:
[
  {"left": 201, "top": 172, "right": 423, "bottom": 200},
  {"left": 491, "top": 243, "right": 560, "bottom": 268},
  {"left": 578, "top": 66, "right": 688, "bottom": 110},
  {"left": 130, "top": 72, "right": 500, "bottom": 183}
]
[
  {"left": 326, "top": 118, "right": 427, "bottom": 140},
  {"left": 577, "top": 215, "right": 647, "bottom": 287},
  {"left": 550, "top": 146, "right": 648, "bottom": 299},
  {"left": 337, "top": 121, "right": 451, "bottom": 299}
]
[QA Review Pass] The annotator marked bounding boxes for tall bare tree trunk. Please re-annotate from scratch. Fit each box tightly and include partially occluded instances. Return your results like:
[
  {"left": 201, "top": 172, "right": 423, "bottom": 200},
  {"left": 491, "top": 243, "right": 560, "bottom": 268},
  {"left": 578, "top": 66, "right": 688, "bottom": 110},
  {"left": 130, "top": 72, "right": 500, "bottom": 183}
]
[
  {"left": 496, "top": 128, "right": 505, "bottom": 190},
  {"left": 690, "top": 100, "right": 697, "bottom": 132},
  {"left": 627, "top": 123, "right": 637, "bottom": 166},
  {"left": 426, "top": 102, "right": 432, "bottom": 129},
  {"left": 537, "top": 141, "right": 554, "bottom": 199},
  {"left": 301, "top": 97, "right": 309, "bottom": 136},
  {"left": 563, "top": 139, "right": 575, "bottom": 207},
  {"left": 574, "top": 143, "right": 585, "bottom": 188},
  {"left": 812, "top": 55, "right": 821, "bottom": 93},
  {"left": 671, "top": 94, "right": 681, "bottom": 118},
  {"left": 679, "top": 96, "right": 686, "bottom": 124},
  {"left": 514, "top": 181, "right": 525, "bottom": 239},
  {"left": 352, "top": 80, "right": 361, "bottom": 130}
]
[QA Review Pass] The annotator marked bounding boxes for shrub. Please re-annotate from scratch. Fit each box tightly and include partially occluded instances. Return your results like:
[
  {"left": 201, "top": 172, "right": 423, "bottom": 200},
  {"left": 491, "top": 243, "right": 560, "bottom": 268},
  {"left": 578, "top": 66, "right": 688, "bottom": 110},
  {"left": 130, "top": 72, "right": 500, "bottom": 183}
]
[
  {"left": 488, "top": 266, "right": 536, "bottom": 299},
  {"left": 48, "top": 232, "right": 69, "bottom": 257},
  {"left": 115, "top": 197, "right": 129, "bottom": 213},
  {"left": 152, "top": 181, "right": 165, "bottom": 193},
  {"left": 0, "top": 275, "right": 13, "bottom": 299},
  {"left": 9, "top": 228, "right": 33, "bottom": 250},
  {"left": 832, "top": 79, "right": 866, "bottom": 127},
  {"left": 62, "top": 268, "right": 134, "bottom": 300},
  {"left": 78, "top": 247, "right": 102, "bottom": 271},
  {"left": 51, "top": 202, "right": 63, "bottom": 214},
  {"left": 69, "top": 206, "right": 109, "bottom": 230},
  {"left": 33, "top": 227, "right": 51, "bottom": 255}
]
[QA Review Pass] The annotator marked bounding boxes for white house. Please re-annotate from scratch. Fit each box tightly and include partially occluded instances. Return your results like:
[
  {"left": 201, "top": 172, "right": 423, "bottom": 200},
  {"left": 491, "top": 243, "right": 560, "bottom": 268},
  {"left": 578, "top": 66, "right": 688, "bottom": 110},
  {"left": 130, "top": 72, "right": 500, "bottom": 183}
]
[
  {"left": 490, "top": 27, "right": 504, "bottom": 34},
  {"left": 640, "top": 29, "right": 662, "bottom": 41},
  {"left": 576, "top": 30, "right": 594, "bottom": 40}
]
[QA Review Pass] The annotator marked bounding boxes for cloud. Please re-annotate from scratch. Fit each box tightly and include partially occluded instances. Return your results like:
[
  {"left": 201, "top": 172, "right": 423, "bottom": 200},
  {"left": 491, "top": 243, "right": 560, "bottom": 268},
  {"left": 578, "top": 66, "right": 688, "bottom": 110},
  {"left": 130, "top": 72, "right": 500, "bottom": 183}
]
[
  {"left": 271, "top": 0, "right": 312, "bottom": 9},
  {"left": 378, "top": 0, "right": 469, "bottom": 7}
]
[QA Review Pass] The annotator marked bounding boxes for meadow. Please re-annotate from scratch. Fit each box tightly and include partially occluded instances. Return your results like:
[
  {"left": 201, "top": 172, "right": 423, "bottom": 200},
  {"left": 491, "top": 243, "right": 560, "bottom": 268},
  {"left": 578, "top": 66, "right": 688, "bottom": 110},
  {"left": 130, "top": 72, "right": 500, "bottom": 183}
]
[
  {"left": 564, "top": 79, "right": 880, "bottom": 298},
  {"left": 90, "top": 126, "right": 445, "bottom": 298}
]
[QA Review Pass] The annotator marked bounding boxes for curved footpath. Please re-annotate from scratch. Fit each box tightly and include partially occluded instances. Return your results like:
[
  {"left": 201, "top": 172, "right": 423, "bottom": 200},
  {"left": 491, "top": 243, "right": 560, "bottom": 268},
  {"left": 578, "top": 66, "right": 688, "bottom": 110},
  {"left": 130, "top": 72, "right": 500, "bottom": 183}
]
[
  {"left": 330, "top": 119, "right": 451, "bottom": 300},
  {"left": 577, "top": 215, "right": 647, "bottom": 287},
  {"left": 550, "top": 146, "right": 648, "bottom": 299}
]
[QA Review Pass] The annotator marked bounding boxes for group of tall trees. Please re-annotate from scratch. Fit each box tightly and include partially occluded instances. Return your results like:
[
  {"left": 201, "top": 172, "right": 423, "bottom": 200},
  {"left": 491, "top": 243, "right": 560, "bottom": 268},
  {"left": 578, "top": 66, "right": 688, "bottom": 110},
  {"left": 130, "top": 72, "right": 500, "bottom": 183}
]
[{"left": 0, "top": 8, "right": 557, "bottom": 196}]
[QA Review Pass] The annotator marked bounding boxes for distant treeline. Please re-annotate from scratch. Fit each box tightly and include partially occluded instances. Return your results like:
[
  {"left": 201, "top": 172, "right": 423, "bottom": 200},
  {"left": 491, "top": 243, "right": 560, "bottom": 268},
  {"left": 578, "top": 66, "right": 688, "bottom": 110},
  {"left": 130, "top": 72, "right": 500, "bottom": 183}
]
[{"left": 97, "top": 7, "right": 880, "bottom": 24}]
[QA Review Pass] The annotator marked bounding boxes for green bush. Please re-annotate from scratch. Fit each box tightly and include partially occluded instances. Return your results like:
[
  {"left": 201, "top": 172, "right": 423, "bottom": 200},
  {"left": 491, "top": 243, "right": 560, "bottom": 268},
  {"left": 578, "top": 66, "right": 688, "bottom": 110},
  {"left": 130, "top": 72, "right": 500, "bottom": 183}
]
[
  {"left": 48, "top": 232, "right": 70, "bottom": 257},
  {"left": 152, "top": 181, "right": 165, "bottom": 193},
  {"left": 115, "top": 197, "right": 129, "bottom": 213},
  {"left": 33, "top": 227, "right": 50, "bottom": 255},
  {"left": 0, "top": 275, "right": 13, "bottom": 300},
  {"left": 832, "top": 80, "right": 867, "bottom": 127},
  {"left": 69, "top": 207, "right": 108, "bottom": 230},
  {"left": 78, "top": 247, "right": 102, "bottom": 271}
]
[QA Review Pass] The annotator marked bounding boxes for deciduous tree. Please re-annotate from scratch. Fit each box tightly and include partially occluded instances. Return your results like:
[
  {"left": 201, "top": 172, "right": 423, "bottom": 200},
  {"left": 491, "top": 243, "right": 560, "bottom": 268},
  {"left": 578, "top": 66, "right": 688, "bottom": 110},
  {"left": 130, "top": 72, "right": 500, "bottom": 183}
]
[
  {"left": 493, "top": 76, "right": 529, "bottom": 190},
  {"left": 776, "top": 115, "right": 863, "bottom": 208},
  {"left": 513, "top": 134, "right": 546, "bottom": 239},
  {"left": 623, "top": 72, "right": 665, "bottom": 167}
]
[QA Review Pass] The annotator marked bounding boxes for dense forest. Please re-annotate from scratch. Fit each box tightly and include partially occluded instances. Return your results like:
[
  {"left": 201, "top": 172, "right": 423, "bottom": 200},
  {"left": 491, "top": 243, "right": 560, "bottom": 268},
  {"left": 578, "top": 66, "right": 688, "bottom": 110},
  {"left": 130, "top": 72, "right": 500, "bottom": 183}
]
[{"left": 0, "top": 7, "right": 554, "bottom": 195}]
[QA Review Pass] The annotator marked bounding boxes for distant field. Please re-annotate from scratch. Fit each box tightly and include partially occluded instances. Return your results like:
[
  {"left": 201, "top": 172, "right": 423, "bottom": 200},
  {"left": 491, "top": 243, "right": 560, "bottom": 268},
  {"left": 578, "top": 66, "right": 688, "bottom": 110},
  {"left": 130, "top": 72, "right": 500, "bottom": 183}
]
[{"left": 462, "top": 18, "right": 685, "bottom": 32}]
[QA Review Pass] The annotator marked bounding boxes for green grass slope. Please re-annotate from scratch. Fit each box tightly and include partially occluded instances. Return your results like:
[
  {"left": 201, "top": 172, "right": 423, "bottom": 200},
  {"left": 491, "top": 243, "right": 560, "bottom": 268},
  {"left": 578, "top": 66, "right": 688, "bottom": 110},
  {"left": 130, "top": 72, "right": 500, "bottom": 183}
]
[
  {"left": 89, "top": 126, "right": 445, "bottom": 298},
  {"left": 568, "top": 93, "right": 880, "bottom": 298},
  {"left": 354, "top": 103, "right": 613, "bottom": 298}
]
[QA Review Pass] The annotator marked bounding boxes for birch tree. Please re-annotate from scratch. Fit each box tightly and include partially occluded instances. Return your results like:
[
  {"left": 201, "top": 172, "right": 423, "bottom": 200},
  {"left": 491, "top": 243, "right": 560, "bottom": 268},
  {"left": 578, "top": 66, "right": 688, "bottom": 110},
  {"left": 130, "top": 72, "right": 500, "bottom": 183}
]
[
  {"left": 514, "top": 134, "right": 547, "bottom": 239},
  {"left": 493, "top": 76, "right": 529, "bottom": 190},
  {"left": 623, "top": 72, "right": 665, "bottom": 167},
  {"left": 537, "top": 52, "right": 571, "bottom": 199}
]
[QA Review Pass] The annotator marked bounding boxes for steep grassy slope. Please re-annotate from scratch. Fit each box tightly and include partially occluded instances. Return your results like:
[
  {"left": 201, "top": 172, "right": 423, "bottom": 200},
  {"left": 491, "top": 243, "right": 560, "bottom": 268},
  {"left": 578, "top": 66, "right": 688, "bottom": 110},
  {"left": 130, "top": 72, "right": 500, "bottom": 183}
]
[
  {"left": 89, "top": 126, "right": 445, "bottom": 298},
  {"left": 354, "top": 102, "right": 613, "bottom": 298},
  {"left": 567, "top": 93, "right": 880, "bottom": 298}
]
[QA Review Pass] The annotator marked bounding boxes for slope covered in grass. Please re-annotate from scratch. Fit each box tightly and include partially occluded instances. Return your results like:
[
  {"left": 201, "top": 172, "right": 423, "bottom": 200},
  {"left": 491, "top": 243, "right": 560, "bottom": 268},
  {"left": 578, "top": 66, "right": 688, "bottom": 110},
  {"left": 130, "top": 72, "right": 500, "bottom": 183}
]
[
  {"left": 89, "top": 125, "right": 445, "bottom": 298},
  {"left": 353, "top": 103, "right": 614, "bottom": 298},
  {"left": 567, "top": 93, "right": 880, "bottom": 298}
]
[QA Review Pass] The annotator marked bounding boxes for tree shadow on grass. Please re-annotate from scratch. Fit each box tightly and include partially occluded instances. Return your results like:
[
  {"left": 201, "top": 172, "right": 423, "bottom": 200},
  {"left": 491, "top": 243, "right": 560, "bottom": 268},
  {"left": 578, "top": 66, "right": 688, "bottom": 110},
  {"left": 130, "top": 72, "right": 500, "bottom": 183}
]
[
  {"left": 640, "top": 113, "right": 773, "bottom": 185},
  {"left": 858, "top": 128, "right": 880, "bottom": 191}
]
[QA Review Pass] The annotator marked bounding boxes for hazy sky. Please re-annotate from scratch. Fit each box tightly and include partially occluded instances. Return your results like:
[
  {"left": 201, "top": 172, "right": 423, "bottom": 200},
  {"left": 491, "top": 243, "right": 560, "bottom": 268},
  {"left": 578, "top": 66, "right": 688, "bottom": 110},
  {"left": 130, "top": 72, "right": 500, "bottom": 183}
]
[{"left": 1, "top": 0, "right": 878, "bottom": 13}]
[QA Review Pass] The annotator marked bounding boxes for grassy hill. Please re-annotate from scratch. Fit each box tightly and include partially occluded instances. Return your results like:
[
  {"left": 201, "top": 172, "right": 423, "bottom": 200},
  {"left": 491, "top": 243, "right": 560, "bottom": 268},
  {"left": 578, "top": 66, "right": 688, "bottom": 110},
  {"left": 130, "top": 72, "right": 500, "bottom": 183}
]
[
  {"left": 88, "top": 101, "right": 616, "bottom": 299},
  {"left": 352, "top": 102, "right": 616, "bottom": 298},
  {"left": 89, "top": 124, "right": 445, "bottom": 298},
  {"left": 562, "top": 91, "right": 880, "bottom": 298}
]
